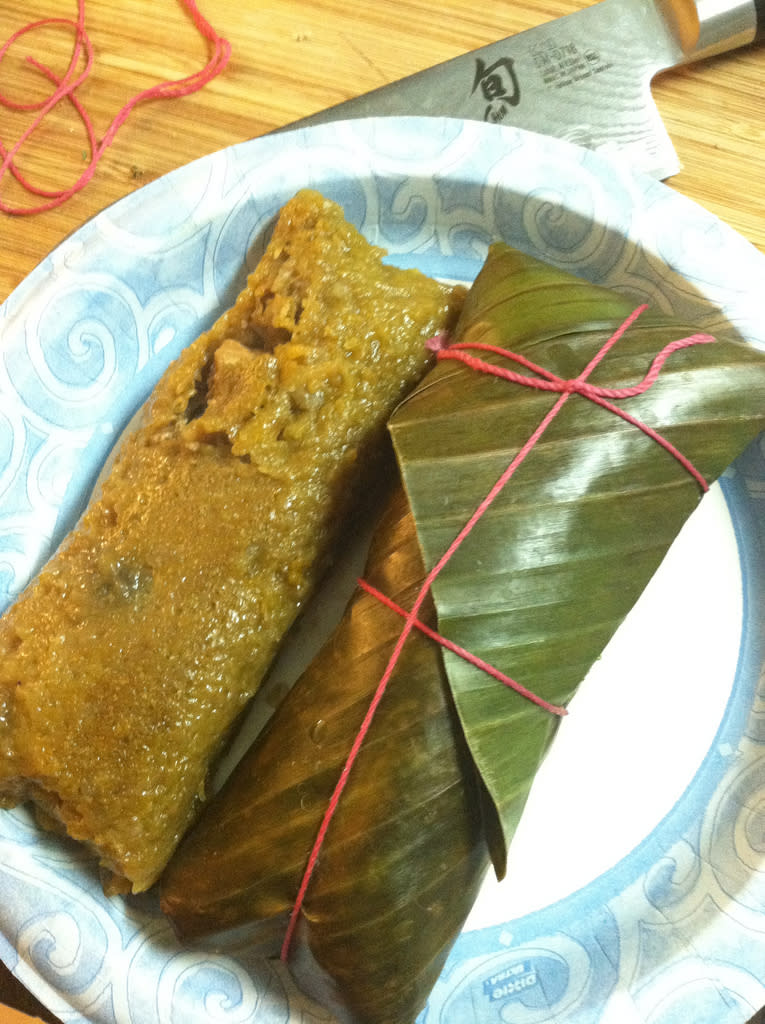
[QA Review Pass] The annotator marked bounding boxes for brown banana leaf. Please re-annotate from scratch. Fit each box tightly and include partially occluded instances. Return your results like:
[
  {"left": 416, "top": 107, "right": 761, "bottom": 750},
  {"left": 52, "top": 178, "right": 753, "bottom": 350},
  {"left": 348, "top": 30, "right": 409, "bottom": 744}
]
[
  {"left": 388, "top": 241, "right": 765, "bottom": 870},
  {"left": 160, "top": 243, "right": 765, "bottom": 1023},
  {"left": 161, "top": 483, "right": 491, "bottom": 1023}
]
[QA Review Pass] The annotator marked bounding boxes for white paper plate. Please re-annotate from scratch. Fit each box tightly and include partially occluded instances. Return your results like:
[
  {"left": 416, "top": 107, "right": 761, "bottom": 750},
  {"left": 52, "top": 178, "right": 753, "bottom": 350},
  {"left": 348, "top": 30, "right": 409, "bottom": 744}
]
[{"left": 1, "top": 117, "right": 764, "bottom": 1024}]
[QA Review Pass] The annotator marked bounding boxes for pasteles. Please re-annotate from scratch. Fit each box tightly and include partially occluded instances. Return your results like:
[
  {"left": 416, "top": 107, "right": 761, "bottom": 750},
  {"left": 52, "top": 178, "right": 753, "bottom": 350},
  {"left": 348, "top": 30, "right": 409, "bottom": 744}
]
[
  {"left": 161, "top": 482, "right": 491, "bottom": 1023},
  {"left": 0, "top": 188, "right": 463, "bottom": 894},
  {"left": 161, "top": 243, "right": 765, "bottom": 1023}
]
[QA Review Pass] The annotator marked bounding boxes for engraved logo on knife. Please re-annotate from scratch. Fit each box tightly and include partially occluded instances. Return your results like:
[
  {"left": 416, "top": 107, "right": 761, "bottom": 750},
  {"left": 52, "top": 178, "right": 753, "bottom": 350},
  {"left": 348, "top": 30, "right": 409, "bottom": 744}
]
[
  {"left": 472, "top": 57, "right": 521, "bottom": 123},
  {"left": 530, "top": 41, "right": 612, "bottom": 89}
]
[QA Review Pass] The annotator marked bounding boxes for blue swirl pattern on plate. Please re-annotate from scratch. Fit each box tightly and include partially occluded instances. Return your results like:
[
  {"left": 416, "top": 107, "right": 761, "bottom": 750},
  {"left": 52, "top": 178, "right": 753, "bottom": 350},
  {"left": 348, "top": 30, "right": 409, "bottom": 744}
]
[{"left": 1, "top": 118, "right": 764, "bottom": 1023}]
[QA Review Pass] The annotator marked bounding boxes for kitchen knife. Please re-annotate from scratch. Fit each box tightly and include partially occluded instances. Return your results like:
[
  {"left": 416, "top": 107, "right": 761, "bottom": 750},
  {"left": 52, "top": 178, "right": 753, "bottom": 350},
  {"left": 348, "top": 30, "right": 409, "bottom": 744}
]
[{"left": 286, "top": 0, "right": 764, "bottom": 179}]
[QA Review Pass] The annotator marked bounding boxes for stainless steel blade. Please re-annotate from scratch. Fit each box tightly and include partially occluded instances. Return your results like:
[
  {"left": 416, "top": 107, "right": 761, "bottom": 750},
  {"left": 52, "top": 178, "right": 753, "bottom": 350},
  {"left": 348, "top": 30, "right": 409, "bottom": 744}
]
[{"left": 283, "top": 0, "right": 762, "bottom": 179}]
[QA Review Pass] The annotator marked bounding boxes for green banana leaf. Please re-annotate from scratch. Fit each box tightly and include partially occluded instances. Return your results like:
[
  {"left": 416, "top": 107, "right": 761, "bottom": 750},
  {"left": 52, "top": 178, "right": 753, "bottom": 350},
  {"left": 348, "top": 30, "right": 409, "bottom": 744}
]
[
  {"left": 160, "top": 242, "right": 765, "bottom": 1023},
  {"left": 388, "top": 241, "right": 765, "bottom": 871}
]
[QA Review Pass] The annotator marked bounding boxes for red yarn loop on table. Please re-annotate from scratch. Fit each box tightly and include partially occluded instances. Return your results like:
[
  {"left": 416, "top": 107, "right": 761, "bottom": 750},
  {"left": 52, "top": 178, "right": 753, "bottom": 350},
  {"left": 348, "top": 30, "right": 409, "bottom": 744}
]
[
  {"left": 280, "top": 305, "right": 715, "bottom": 961},
  {"left": 0, "top": 0, "right": 231, "bottom": 215}
]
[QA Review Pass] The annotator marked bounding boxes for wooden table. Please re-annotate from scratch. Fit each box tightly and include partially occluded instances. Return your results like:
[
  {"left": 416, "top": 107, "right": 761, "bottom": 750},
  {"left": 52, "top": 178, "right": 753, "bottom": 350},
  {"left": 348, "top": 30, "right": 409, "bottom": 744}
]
[{"left": 1, "top": 0, "right": 764, "bottom": 1020}]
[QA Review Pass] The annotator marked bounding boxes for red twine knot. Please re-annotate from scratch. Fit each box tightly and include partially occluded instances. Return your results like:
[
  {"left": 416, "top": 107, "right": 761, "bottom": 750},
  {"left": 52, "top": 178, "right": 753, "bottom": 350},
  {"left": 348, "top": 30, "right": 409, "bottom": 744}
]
[{"left": 437, "top": 303, "right": 714, "bottom": 492}]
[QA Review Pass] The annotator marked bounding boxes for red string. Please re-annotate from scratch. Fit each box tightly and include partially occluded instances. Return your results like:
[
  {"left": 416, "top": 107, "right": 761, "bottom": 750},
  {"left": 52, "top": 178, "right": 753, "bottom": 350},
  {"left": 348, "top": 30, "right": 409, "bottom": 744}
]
[
  {"left": 0, "top": 0, "right": 231, "bottom": 215},
  {"left": 357, "top": 578, "right": 568, "bottom": 716},
  {"left": 280, "top": 306, "right": 714, "bottom": 960},
  {"left": 431, "top": 309, "right": 714, "bottom": 493}
]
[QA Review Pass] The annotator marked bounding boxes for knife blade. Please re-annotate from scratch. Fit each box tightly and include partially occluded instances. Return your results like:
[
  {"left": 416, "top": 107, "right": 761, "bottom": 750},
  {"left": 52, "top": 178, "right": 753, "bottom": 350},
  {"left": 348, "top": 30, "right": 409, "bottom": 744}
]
[{"left": 285, "top": 0, "right": 764, "bottom": 179}]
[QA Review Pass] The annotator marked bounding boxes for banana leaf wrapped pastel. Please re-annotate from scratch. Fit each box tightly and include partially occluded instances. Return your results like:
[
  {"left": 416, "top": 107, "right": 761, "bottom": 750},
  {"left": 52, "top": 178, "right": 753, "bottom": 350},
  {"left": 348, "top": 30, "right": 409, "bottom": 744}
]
[
  {"left": 164, "top": 480, "right": 491, "bottom": 1020},
  {"left": 0, "top": 189, "right": 463, "bottom": 894},
  {"left": 160, "top": 244, "right": 765, "bottom": 1022}
]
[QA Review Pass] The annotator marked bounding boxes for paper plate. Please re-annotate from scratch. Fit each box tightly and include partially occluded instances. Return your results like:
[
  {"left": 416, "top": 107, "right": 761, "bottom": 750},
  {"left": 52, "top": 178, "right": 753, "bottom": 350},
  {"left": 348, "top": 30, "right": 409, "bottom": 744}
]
[{"left": 0, "top": 117, "right": 764, "bottom": 1024}]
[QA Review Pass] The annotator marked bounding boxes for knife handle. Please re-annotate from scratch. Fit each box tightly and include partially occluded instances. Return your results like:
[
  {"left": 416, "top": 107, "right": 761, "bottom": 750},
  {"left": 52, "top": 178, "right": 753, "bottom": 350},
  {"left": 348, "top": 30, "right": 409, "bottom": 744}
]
[{"left": 681, "top": 0, "right": 764, "bottom": 59}]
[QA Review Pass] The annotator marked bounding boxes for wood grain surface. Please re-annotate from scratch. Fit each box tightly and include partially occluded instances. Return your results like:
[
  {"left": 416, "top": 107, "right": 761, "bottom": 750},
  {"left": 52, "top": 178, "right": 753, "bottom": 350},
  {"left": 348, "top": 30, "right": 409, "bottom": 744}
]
[
  {"left": 1, "top": 1, "right": 764, "bottom": 1021},
  {"left": 1, "top": 0, "right": 764, "bottom": 306}
]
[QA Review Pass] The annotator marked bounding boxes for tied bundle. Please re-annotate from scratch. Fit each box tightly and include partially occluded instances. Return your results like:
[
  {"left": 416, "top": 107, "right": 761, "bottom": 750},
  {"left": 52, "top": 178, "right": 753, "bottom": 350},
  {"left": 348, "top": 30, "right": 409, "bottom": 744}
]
[{"left": 160, "top": 244, "right": 765, "bottom": 1023}]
